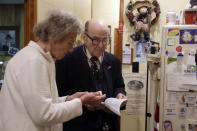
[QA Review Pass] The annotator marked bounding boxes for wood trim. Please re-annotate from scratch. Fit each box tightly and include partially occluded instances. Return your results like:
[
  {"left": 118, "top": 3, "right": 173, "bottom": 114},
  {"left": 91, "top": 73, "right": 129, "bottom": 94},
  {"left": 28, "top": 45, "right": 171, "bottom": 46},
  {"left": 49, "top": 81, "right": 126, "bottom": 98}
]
[
  {"left": 114, "top": 0, "right": 124, "bottom": 62},
  {"left": 119, "top": 0, "right": 124, "bottom": 25},
  {"left": 24, "top": 0, "right": 37, "bottom": 46},
  {"left": 114, "top": 28, "right": 121, "bottom": 61}
]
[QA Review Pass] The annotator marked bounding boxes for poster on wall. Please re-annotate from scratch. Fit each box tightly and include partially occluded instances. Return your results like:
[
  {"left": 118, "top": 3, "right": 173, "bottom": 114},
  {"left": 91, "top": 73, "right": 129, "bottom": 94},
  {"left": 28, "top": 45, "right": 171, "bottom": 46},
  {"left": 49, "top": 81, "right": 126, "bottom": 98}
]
[{"left": 122, "top": 73, "right": 146, "bottom": 115}]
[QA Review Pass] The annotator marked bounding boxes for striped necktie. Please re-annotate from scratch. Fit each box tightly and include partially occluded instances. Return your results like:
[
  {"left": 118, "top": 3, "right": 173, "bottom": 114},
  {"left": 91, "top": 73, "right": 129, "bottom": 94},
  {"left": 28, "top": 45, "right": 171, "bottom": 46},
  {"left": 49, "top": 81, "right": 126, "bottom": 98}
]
[{"left": 90, "top": 56, "right": 99, "bottom": 77}]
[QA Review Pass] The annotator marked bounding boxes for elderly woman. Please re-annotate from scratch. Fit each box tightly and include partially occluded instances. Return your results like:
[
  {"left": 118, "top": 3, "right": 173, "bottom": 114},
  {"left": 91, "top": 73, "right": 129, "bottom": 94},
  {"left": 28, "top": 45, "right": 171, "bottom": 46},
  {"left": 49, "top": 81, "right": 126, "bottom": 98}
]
[{"left": 0, "top": 9, "right": 105, "bottom": 131}]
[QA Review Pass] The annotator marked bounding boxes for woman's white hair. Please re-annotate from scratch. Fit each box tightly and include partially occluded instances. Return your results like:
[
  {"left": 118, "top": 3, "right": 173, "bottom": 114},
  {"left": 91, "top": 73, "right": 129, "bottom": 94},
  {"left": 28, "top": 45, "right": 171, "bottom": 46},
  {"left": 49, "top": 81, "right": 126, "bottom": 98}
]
[{"left": 33, "top": 9, "right": 82, "bottom": 42}]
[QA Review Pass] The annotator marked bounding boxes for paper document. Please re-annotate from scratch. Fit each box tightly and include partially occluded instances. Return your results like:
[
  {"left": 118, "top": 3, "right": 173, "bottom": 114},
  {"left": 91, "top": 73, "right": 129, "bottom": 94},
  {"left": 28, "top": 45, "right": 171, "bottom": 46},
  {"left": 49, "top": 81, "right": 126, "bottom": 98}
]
[
  {"left": 101, "top": 98, "right": 127, "bottom": 116},
  {"left": 123, "top": 73, "right": 146, "bottom": 115}
]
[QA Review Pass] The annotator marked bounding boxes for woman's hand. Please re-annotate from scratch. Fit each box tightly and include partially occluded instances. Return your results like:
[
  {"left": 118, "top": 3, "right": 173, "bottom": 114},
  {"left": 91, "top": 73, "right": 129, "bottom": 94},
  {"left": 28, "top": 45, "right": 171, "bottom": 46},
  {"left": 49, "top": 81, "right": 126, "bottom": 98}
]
[
  {"left": 83, "top": 91, "right": 106, "bottom": 111},
  {"left": 80, "top": 92, "right": 106, "bottom": 105},
  {"left": 66, "top": 91, "right": 106, "bottom": 106},
  {"left": 66, "top": 92, "right": 88, "bottom": 101}
]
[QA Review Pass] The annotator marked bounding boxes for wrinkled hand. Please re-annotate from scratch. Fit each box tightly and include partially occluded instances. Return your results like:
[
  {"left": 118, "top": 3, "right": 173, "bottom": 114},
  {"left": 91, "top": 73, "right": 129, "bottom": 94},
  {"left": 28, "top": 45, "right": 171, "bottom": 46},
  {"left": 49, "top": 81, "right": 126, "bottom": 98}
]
[
  {"left": 66, "top": 92, "right": 88, "bottom": 101},
  {"left": 83, "top": 91, "right": 105, "bottom": 111},
  {"left": 116, "top": 93, "right": 127, "bottom": 107},
  {"left": 116, "top": 93, "right": 127, "bottom": 99},
  {"left": 80, "top": 92, "right": 106, "bottom": 105}
]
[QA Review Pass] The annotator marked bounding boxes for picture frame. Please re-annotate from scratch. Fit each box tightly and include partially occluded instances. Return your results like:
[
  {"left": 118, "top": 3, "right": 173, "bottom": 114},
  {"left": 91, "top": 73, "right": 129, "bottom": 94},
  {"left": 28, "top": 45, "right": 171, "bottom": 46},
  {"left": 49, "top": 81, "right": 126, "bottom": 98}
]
[{"left": 0, "top": 26, "right": 20, "bottom": 56}]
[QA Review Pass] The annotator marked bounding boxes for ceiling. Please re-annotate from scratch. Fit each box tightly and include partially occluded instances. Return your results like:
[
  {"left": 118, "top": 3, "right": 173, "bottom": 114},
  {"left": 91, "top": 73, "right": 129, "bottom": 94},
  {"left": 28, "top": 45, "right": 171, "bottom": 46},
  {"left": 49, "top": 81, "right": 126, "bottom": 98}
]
[{"left": 0, "top": 0, "right": 24, "bottom": 4}]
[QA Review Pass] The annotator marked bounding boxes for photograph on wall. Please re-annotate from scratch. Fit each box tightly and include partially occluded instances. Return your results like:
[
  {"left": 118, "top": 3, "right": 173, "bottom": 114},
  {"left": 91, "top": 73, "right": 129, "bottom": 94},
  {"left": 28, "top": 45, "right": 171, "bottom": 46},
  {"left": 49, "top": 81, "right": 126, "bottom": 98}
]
[
  {"left": 122, "top": 44, "right": 132, "bottom": 64},
  {"left": 136, "top": 40, "right": 147, "bottom": 62},
  {"left": 0, "top": 26, "right": 19, "bottom": 56}
]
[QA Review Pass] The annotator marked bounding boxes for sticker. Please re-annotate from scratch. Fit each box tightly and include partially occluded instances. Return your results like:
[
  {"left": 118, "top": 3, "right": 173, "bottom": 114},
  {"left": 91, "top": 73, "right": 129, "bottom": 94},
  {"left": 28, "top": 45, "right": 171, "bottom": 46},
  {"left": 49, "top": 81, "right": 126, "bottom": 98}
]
[
  {"left": 165, "top": 103, "right": 177, "bottom": 116},
  {"left": 184, "top": 65, "right": 196, "bottom": 73},
  {"left": 164, "top": 120, "right": 173, "bottom": 131},
  {"left": 186, "top": 95, "right": 197, "bottom": 103},
  {"left": 180, "top": 29, "right": 197, "bottom": 44},
  {"left": 185, "top": 95, "right": 197, "bottom": 107},
  {"left": 195, "top": 34, "right": 197, "bottom": 42},
  {"left": 179, "top": 107, "right": 186, "bottom": 119},
  {"left": 176, "top": 46, "right": 182, "bottom": 52},
  {"left": 168, "top": 28, "right": 180, "bottom": 36},
  {"left": 167, "top": 38, "right": 176, "bottom": 46}
]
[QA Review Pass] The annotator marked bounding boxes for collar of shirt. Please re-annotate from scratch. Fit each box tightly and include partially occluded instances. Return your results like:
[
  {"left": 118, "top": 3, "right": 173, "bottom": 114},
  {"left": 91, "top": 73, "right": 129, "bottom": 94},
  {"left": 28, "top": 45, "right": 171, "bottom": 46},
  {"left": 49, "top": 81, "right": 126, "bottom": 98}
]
[
  {"left": 28, "top": 41, "right": 54, "bottom": 63},
  {"left": 85, "top": 47, "right": 103, "bottom": 69}
]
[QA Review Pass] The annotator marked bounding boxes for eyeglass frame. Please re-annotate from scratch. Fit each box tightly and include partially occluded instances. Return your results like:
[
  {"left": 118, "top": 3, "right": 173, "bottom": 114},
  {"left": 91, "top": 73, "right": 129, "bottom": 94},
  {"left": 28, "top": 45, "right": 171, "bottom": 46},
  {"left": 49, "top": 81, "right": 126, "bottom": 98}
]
[{"left": 85, "top": 33, "right": 109, "bottom": 46}]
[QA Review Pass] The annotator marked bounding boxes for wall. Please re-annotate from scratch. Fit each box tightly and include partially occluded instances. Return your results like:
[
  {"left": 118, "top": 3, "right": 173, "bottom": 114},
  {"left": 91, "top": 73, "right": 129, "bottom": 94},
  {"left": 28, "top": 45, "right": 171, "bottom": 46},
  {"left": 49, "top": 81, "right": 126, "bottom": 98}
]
[
  {"left": 92, "top": 0, "right": 119, "bottom": 53},
  {"left": 37, "top": 0, "right": 91, "bottom": 25},
  {"left": 37, "top": 0, "right": 119, "bottom": 53}
]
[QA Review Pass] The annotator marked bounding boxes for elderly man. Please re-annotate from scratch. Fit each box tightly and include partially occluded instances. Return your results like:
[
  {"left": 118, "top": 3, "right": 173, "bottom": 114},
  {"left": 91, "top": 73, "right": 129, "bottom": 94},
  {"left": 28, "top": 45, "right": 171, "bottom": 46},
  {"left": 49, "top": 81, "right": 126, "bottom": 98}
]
[{"left": 56, "top": 18, "right": 127, "bottom": 131}]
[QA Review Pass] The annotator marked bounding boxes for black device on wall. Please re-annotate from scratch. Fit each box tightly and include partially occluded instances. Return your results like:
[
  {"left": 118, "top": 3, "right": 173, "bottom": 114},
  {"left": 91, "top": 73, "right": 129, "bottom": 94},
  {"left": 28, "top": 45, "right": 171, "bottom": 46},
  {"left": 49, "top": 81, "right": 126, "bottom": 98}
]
[{"left": 132, "top": 62, "right": 139, "bottom": 73}]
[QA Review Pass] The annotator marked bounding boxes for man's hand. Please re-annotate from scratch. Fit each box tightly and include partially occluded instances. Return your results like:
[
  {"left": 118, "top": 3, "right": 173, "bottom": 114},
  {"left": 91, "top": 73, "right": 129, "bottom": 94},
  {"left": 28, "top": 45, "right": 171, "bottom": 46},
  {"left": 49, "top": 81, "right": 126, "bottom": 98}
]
[
  {"left": 116, "top": 93, "right": 127, "bottom": 107},
  {"left": 116, "top": 93, "right": 127, "bottom": 99},
  {"left": 84, "top": 91, "right": 105, "bottom": 111}
]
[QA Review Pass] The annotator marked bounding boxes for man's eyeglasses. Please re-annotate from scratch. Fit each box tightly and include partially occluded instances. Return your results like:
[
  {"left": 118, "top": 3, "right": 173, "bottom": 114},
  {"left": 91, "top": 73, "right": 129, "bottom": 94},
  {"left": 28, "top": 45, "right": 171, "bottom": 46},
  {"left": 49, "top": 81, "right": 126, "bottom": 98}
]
[{"left": 85, "top": 33, "right": 109, "bottom": 46}]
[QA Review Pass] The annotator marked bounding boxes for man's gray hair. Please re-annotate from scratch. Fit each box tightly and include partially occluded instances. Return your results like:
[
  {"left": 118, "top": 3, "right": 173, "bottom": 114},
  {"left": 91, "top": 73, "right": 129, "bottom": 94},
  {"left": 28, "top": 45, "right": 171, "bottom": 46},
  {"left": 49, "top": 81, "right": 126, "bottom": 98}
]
[{"left": 33, "top": 9, "right": 82, "bottom": 42}]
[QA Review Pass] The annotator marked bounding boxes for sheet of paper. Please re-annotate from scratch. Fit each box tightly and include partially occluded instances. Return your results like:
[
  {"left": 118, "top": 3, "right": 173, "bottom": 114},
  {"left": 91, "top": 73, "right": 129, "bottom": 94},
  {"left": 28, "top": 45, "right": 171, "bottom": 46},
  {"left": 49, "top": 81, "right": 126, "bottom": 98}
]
[
  {"left": 122, "top": 73, "right": 146, "bottom": 115},
  {"left": 122, "top": 45, "right": 131, "bottom": 64},
  {"left": 167, "top": 59, "right": 197, "bottom": 91}
]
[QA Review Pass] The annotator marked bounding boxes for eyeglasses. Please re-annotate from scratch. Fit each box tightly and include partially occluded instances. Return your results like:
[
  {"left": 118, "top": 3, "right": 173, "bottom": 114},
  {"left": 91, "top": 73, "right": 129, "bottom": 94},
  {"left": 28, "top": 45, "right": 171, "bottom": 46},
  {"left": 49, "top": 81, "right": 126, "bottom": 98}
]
[{"left": 85, "top": 33, "right": 109, "bottom": 46}]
